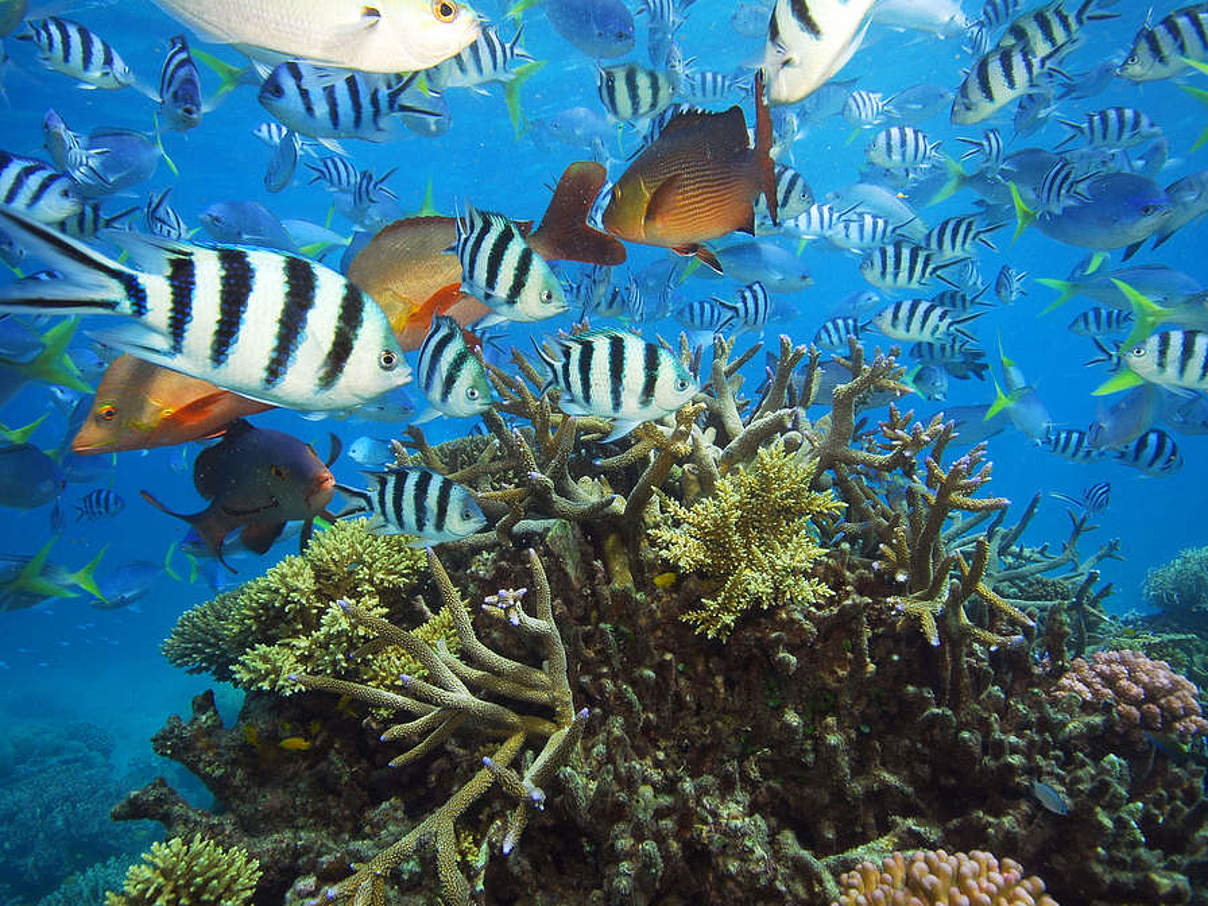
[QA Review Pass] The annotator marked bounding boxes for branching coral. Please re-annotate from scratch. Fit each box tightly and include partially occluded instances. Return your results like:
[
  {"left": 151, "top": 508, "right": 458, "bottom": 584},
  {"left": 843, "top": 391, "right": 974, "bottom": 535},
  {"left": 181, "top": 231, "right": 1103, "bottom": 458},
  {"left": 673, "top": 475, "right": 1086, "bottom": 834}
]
[
  {"left": 1053, "top": 649, "right": 1208, "bottom": 742},
  {"left": 105, "top": 834, "right": 260, "bottom": 906},
  {"left": 288, "top": 547, "right": 585, "bottom": 906},
  {"left": 651, "top": 438, "right": 844, "bottom": 639},
  {"left": 1144, "top": 545, "right": 1208, "bottom": 632},
  {"left": 832, "top": 850, "right": 1057, "bottom": 906}
]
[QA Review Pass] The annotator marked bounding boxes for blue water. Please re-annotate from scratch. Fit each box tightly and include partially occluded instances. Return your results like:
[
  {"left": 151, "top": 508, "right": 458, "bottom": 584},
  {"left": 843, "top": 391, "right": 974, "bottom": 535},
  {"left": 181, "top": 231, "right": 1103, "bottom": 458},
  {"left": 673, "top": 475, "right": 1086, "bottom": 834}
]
[{"left": 0, "top": 0, "right": 1206, "bottom": 901}]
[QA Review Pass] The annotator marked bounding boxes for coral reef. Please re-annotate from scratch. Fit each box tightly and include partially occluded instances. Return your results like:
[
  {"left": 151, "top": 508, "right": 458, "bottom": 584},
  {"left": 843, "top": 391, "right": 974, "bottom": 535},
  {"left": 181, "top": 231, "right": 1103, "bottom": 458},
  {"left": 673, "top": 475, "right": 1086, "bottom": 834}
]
[
  {"left": 832, "top": 849, "right": 1056, "bottom": 905},
  {"left": 105, "top": 834, "right": 260, "bottom": 906},
  {"left": 35, "top": 855, "right": 128, "bottom": 906},
  {"left": 1144, "top": 545, "right": 1208, "bottom": 634},
  {"left": 115, "top": 339, "right": 1208, "bottom": 906},
  {"left": 1054, "top": 649, "right": 1208, "bottom": 743}
]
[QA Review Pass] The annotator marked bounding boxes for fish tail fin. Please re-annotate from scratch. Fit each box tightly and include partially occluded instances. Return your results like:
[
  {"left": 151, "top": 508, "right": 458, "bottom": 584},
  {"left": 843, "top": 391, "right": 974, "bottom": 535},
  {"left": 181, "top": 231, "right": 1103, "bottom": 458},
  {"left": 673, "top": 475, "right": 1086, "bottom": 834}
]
[
  {"left": 164, "top": 541, "right": 182, "bottom": 582},
  {"left": 926, "top": 155, "right": 967, "bottom": 207},
  {"left": 985, "top": 377, "right": 1022, "bottom": 419},
  {"left": 1093, "top": 369, "right": 1145, "bottom": 396},
  {"left": 140, "top": 490, "right": 233, "bottom": 566},
  {"left": 66, "top": 547, "right": 107, "bottom": 602},
  {"left": 528, "top": 161, "right": 626, "bottom": 266},
  {"left": 193, "top": 47, "right": 248, "bottom": 106},
  {"left": 21, "top": 318, "right": 93, "bottom": 393},
  {"left": 1008, "top": 181, "right": 1035, "bottom": 245},
  {"left": 1114, "top": 279, "right": 1171, "bottom": 349},
  {"left": 0, "top": 413, "right": 48, "bottom": 445},
  {"left": 1036, "top": 278, "right": 1078, "bottom": 313},
  {"left": 0, "top": 207, "right": 140, "bottom": 317},
  {"left": 151, "top": 112, "right": 179, "bottom": 176},
  {"left": 504, "top": 60, "right": 547, "bottom": 137},
  {"left": 753, "top": 69, "right": 777, "bottom": 226},
  {"left": 416, "top": 177, "right": 440, "bottom": 217},
  {"left": 505, "top": 0, "right": 541, "bottom": 19},
  {"left": 1083, "top": 251, "right": 1107, "bottom": 275},
  {"left": 16, "top": 537, "right": 69, "bottom": 599}
]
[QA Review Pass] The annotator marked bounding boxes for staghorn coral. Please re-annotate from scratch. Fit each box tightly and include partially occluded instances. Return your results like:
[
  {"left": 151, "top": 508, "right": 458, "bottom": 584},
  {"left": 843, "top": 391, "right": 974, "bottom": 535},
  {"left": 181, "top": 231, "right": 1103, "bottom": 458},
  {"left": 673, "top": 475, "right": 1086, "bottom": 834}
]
[
  {"left": 1053, "top": 649, "right": 1208, "bottom": 742},
  {"left": 105, "top": 834, "right": 260, "bottom": 906},
  {"left": 832, "top": 849, "right": 1057, "bottom": 905},
  {"left": 1144, "top": 545, "right": 1208, "bottom": 633},
  {"left": 650, "top": 438, "right": 844, "bottom": 639}
]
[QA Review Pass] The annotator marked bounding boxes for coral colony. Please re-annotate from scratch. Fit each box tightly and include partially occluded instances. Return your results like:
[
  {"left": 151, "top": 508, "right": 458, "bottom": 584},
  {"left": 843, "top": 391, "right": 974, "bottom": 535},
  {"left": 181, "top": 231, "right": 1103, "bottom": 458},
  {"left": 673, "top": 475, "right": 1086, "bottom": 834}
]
[{"left": 89, "top": 337, "right": 1208, "bottom": 905}]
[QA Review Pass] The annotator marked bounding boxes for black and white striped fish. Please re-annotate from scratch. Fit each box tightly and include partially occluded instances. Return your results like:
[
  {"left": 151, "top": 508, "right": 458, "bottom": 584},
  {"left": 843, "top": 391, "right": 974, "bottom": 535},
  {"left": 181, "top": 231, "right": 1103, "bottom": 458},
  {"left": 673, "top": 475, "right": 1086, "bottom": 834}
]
[
  {"left": 994, "top": 0, "right": 1115, "bottom": 59},
  {"left": 597, "top": 63, "right": 677, "bottom": 121},
  {"left": 41, "top": 110, "right": 110, "bottom": 190},
  {"left": 866, "top": 125, "right": 940, "bottom": 171},
  {"left": 158, "top": 35, "right": 203, "bottom": 132},
  {"left": 454, "top": 204, "right": 566, "bottom": 324},
  {"left": 860, "top": 242, "right": 957, "bottom": 290},
  {"left": 59, "top": 202, "right": 137, "bottom": 241},
  {"left": 956, "top": 128, "right": 1005, "bottom": 173},
  {"left": 0, "top": 151, "right": 81, "bottom": 224},
  {"left": 756, "top": 164, "right": 815, "bottom": 223},
  {"left": 784, "top": 203, "right": 849, "bottom": 240},
  {"left": 1034, "top": 159, "right": 1095, "bottom": 215},
  {"left": 717, "top": 281, "right": 772, "bottom": 333},
  {"left": 832, "top": 212, "right": 896, "bottom": 251},
  {"left": 1068, "top": 307, "right": 1132, "bottom": 337},
  {"left": 337, "top": 467, "right": 487, "bottom": 543},
  {"left": 18, "top": 17, "right": 134, "bottom": 90},
  {"left": 427, "top": 24, "right": 533, "bottom": 91},
  {"left": 1123, "top": 329, "right": 1208, "bottom": 390},
  {"left": 414, "top": 315, "right": 491, "bottom": 423},
  {"left": 931, "top": 286, "right": 991, "bottom": 314},
  {"left": 994, "top": 264, "right": 1027, "bottom": 303},
  {"left": 871, "top": 298, "right": 979, "bottom": 342},
  {"left": 1041, "top": 426, "right": 1102, "bottom": 461},
  {"left": 76, "top": 488, "right": 125, "bottom": 521},
  {"left": 1119, "top": 5, "right": 1208, "bottom": 82},
  {"left": 1051, "top": 479, "right": 1110, "bottom": 514},
  {"left": 843, "top": 90, "right": 896, "bottom": 126},
  {"left": 1056, "top": 107, "right": 1162, "bottom": 150},
  {"left": 922, "top": 216, "right": 1002, "bottom": 260},
  {"left": 143, "top": 188, "right": 188, "bottom": 240},
  {"left": 0, "top": 205, "right": 411, "bottom": 411},
  {"left": 814, "top": 316, "right": 864, "bottom": 350},
  {"left": 306, "top": 156, "right": 361, "bottom": 192},
  {"left": 951, "top": 44, "right": 1056, "bottom": 125},
  {"left": 909, "top": 339, "right": 989, "bottom": 380},
  {"left": 676, "top": 297, "right": 728, "bottom": 339},
  {"left": 681, "top": 69, "right": 747, "bottom": 101},
  {"left": 258, "top": 63, "right": 443, "bottom": 150},
  {"left": 1111, "top": 427, "right": 1182, "bottom": 476},
  {"left": 535, "top": 328, "right": 698, "bottom": 441}
]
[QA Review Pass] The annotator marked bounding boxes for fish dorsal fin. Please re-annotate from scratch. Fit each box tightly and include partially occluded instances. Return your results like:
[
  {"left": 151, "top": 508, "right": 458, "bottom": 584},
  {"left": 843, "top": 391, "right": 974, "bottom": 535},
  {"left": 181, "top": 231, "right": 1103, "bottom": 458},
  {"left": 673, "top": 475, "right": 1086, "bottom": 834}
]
[{"left": 528, "top": 161, "right": 626, "bottom": 266}]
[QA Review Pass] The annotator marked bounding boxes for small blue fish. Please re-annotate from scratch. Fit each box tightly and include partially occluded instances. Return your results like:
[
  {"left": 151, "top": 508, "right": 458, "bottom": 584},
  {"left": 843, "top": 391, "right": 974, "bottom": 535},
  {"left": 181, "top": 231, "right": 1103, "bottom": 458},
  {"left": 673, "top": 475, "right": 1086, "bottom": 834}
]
[
  {"left": 1030, "top": 779, "right": 1069, "bottom": 816},
  {"left": 1036, "top": 174, "right": 1173, "bottom": 252},
  {"left": 544, "top": 0, "right": 635, "bottom": 59}
]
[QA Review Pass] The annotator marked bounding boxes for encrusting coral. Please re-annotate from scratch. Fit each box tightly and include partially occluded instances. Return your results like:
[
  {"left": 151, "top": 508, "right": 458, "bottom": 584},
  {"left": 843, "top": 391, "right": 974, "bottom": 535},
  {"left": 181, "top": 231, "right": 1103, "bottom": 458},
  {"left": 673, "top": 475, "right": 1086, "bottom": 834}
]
[
  {"left": 832, "top": 849, "right": 1057, "bottom": 906},
  {"left": 105, "top": 834, "right": 260, "bottom": 906},
  {"left": 650, "top": 438, "right": 844, "bottom": 638},
  {"left": 1053, "top": 649, "right": 1208, "bottom": 742}
]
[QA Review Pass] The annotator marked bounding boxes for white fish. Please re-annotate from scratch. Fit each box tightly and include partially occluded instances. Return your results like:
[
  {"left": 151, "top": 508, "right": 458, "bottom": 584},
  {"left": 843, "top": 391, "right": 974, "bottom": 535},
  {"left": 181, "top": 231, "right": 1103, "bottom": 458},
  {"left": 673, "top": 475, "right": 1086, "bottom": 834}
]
[
  {"left": 872, "top": 0, "right": 968, "bottom": 38},
  {"left": 761, "top": 0, "right": 877, "bottom": 105},
  {"left": 149, "top": 0, "right": 480, "bottom": 73}
]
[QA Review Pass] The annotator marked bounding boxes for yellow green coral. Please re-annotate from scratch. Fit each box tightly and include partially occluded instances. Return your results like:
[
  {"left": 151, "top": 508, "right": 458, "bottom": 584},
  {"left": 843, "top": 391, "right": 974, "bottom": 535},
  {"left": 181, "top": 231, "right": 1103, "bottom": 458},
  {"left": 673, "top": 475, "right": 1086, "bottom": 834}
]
[
  {"left": 162, "top": 520, "right": 461, "bottom": 696},
  {"left": 105, "top": 834, "right": 260, "bottom": 906},
  {"left": 651, "top": 440, "right": 844, "bottom": 639}
]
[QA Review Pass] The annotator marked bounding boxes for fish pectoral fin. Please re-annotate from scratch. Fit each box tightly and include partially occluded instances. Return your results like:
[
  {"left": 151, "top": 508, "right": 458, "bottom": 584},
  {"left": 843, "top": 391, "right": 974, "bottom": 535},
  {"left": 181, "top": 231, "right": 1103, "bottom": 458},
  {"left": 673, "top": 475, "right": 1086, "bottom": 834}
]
[
  {"left": 240, "top": 520, "right": 286, "bottom": 554},
  {"left": 674, "top": 245, "right": 723, "bottom": 275},
  {"left": 643, "top": 175, "right": 683, "bottom": 227}
]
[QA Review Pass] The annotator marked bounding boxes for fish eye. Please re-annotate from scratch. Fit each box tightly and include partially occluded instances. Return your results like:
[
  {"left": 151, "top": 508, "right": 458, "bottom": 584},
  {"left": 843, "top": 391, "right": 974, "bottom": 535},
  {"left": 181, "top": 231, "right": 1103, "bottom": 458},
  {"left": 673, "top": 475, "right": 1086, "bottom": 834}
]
[
  {"left": 379, "top": 349, "right": 399, "bottom": 370},
  {"left": 1141, "top": 204, "right": 1160, "bottom": 216},
  {"left": 675, "top": 378, "right": 690, "bottom": 392},
  {"left": 1130, "top": 345, "right": 1146, "bottom": 357},
  {"left": 433, "top": 0, "right": 458, "bottom": 21},
  {"left": 465, "top": 387, "right": 480, "bottom": 400},
  {"left": 462, "top": 506, "right": 476, "bottom": 521},
  {"left": 97, "top": 404, "right": 117, "bottom": 421},
  {"left": 263, "top": 81, "right": 284, "bottom": 99},
  {"left": 540, "top": 289, "right": 554, "bottom": 303},
  {"left": 270, "top": 464, "right": 286, "bottom": 479}
]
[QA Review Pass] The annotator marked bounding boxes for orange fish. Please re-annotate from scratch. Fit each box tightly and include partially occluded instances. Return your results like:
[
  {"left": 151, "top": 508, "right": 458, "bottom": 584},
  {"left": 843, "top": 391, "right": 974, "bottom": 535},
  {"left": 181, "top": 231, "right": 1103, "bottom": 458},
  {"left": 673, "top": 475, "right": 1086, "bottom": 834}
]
[
  {"left": 348, "top": 160, "right": 624, "bottom": 349},
  {"left": 72, "top": 355, "right": 272, "bottom": 455},
  {"left": 602, "top": 71, "right": 777, "bottom": 272}
]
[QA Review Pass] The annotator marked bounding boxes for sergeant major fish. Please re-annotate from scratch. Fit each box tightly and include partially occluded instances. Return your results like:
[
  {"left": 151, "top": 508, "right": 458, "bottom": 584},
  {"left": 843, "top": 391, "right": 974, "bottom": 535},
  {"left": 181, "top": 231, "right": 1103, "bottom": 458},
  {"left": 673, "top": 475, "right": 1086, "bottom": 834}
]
[
  {"left": 18, "top": 17, "right": 134, "bottom": 89},
  {"left": 414, "top": 314, "right": 491, "bottom": 423},
  {"left": 336, "top": 466, "right": 486, "bottom": 543}
]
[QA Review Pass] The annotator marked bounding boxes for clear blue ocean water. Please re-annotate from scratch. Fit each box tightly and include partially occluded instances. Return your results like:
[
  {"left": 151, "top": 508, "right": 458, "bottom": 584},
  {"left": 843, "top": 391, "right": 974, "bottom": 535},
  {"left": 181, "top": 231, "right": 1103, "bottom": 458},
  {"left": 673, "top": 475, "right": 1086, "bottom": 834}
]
[{"left": 0, "top": 0, "right": 1205, "bottom": 900}]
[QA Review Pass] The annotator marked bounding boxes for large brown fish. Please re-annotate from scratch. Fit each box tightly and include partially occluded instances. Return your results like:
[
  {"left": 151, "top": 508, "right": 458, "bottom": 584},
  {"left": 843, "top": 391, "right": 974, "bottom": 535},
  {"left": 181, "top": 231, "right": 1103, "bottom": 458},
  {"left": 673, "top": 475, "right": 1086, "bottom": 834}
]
[
  {"left": 348, "top": 160, "right": 624, "bottom": 349},
  {"left": 72, "top": 355, "right": 272, "bottom": 455},
  {"left": 140, "top": 418, "right": 338, "bottom": 569},
  {"left": 602, "top": 72, "right": 777, "bottom": 272}
]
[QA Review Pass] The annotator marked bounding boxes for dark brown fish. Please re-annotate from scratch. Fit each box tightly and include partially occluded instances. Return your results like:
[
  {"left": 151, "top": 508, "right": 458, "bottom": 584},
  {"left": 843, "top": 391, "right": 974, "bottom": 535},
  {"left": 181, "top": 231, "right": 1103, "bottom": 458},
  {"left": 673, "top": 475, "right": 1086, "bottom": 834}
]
[
  {"left": 602, "top": 71, "right": 777, "bottom": 272},
  {"left": 140, "top": 419, "right": 339, "bottom": 569}
]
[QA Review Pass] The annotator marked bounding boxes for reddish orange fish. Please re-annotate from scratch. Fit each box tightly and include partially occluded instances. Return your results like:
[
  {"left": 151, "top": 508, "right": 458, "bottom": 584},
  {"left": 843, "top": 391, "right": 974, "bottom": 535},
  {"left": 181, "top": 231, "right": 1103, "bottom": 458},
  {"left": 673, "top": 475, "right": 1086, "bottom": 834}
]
[
  {"left": 72, "top": 355, "right": 272, "bottom": 455},
  {"left": 348, "top": 160, "right": 624, "bottom": 350},
  {"left": 602, "top": 71, "right": 777, "bottom": 272}
]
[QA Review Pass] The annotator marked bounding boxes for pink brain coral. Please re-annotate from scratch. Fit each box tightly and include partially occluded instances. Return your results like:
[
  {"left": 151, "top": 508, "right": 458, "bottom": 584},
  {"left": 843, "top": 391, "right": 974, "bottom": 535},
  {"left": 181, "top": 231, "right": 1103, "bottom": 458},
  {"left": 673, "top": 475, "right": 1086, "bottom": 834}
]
[
  {"left": 1054, "top": 649, "right": 1208, "bottom": 741},
  {"left": 832, "top": 849, "right": 1057, "bottom": 906}
]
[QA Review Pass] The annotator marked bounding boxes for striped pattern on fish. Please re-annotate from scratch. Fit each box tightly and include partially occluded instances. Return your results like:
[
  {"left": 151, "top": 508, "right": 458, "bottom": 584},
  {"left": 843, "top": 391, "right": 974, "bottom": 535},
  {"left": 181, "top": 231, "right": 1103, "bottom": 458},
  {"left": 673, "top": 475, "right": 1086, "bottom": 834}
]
[{"left": 336, "top": 466, "right": 487, "bottom": 543}]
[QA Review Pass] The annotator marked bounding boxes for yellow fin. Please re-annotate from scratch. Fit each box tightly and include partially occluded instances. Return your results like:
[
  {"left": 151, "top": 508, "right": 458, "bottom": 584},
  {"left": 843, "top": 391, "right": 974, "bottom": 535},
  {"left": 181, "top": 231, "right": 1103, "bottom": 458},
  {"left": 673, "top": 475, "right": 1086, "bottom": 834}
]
[
  {"left": 1093, "top": 370, "right": 1145, "bottom": 396},
  {"left": 1008, "top": 181, "right": 1035, "bottom": 245},
  {"left": 1113, "top": 278, "right": 1170, "bottom": 349}
]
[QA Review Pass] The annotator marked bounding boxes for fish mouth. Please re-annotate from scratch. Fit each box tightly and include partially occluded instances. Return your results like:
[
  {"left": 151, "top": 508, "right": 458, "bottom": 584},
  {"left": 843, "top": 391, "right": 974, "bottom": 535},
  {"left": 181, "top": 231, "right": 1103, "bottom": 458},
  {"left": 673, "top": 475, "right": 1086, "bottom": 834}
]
[{"left": 308, "top": 471, "right": 336, "bottom": 510}]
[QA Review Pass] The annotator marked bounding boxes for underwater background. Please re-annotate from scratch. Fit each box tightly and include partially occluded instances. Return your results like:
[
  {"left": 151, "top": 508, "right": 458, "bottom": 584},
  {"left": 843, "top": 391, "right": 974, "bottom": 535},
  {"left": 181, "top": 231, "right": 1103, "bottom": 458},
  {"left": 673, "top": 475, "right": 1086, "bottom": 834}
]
[{"left": 1, "top": 0, "right": 1208, "bottom": 903}]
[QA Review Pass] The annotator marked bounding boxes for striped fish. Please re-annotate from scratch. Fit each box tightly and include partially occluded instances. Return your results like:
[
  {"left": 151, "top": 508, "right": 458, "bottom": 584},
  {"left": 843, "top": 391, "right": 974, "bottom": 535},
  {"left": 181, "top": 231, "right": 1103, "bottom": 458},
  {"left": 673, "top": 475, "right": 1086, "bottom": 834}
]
[
  {"left": 1111, "top": 427, "right": 1182, "bottom": 476},
  {"left": 258, "top": 63, "right": 443, "bottom": 148},
  {"left": 682, "top": 69, "right": 747, "bottom": 101},
  {"left": 454, "top": 204, "right": 566, "bottom": 323},
  {"left": 427, "top": 24, "right": 532, "bottom": 91},
  {"left": 59, "top": 202, "right": 137, "bottom": 240},
  {"left": 871, "top": 298, "right": 979, "bottom": 342},
  {"left": 866, "top": 126, "right": 940, "bottom": 171},
  {"left": 143, "top": 188, "right": 188, "bottom": 240},
  {"left": 995, "top": 264, "right": 1027, "bottom": 303},
  {"left": 951, "top": 44, "right": 1056, "bottom": 125},
  {"left": 158, "top": 35, "right": 203, "bottom": 132},
  {"left": 1119, "top": 4, "right": 1208, "bottom": 82},
  {"left": 761, "top": 0, "right": 878, "bottom": 105},
  {"left": 832, "top": 212, "right": 896, "bottom": 251},
  {"left": 415, "top": 315, "right": 491, "bottom": 422},
  {"left": 1051, "top": 479, "right": 1110, "bottom": 514},
  {"left": 843, "top": 90, "right": 896, "bottom": 126},
  {"left": 1124, "top": 329, "right": 1208, "bottom": 390},
  {"left": 994, "top": 0, "right": 1115, "bottom": 58},
  {"left": 814, "top": 316, "right": 864, "bottom": 350},
  {"left": 597, "top": 63, "right": 677, "bottom": 121},
  {"left": 306, "top": 156, "right": 361, "bottom": 192},
  {"left": 0, "top": 151, "right": 82, "bottom": 224},
  {"left": 535, "top": 328, "right": 698, "bottom": 441},
  {"left": 931, "top": 286, "right": 991, "bottom": 314},
  {"left": 18, "top": 17, "right": 134, "bottom": 89},
  {"left": 922, "top": 216, "right": 1002, "bottom": 260},
  {"left": 956, "top": 128, "right": 1005, "bottom": 174},
  {"left": 1034, "top": 159, "right": 1094, "bottom": 215},
  {"left": 717, "top": 281, "right": 772, "bottom": 333},
  {"left": 0, "top": 205, "right": 411, "bottom": 411},
  {"left": 676, "top": 297, "right": 729, "bottom": 338},
  {"left": 784, "top": 203, "right": 848, "bottom": 240},
  {"left": 264, "top": 129, "right": 300, "bottom": 194},
  {"left": 76, "top": 488, "right": 125, "bottom": 521},
  {"left": 1056, "top": 107, "right": 1162, "bottom": 150},
  {"left": 1068, "top": 307, "right": 1132, "bottom": 337},
  {"left": 1041, "top": 426, "right": 1102, "bottom": 461},
  {"left": 909, "top": 339, "right": 989, "bottom": 380},
  {"left": 860, "top": 241, "right": 957, "bottom": 290},
  {"left": 336, "top": 467, "right": 487, "bottom": 543}
]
